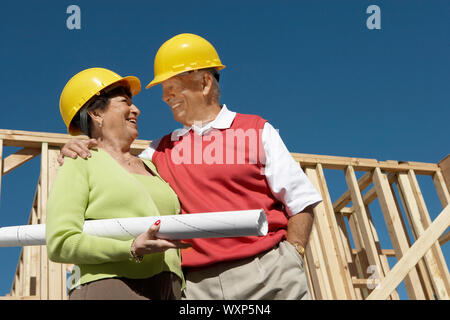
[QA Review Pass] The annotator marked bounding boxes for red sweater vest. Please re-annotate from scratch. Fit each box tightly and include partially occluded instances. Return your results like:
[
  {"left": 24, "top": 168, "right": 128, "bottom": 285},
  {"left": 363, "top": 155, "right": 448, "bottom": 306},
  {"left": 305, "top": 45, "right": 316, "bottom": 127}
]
[{"left": 152, "top": 113, "right": 288, "bottom": 268}]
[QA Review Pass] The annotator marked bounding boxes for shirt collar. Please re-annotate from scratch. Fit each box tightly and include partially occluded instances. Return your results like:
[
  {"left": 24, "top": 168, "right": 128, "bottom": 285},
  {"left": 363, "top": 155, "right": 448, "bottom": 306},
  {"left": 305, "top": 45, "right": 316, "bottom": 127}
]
[{"left": 172, "top": 104, "right": 236, "bottom": 137}]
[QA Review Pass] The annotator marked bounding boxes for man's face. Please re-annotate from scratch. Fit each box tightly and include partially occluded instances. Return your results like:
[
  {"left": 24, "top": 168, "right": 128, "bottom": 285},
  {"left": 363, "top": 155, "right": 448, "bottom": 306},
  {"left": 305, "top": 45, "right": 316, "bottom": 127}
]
[{"left": 161, "top": 73, "right": 204, "bottom": 126}]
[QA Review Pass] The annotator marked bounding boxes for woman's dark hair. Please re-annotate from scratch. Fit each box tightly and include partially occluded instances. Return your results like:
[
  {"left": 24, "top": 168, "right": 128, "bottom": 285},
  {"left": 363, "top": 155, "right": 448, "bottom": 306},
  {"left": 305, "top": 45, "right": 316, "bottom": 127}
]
[{"left": 72, "top": 85, "right": 131, "bottom": 137}]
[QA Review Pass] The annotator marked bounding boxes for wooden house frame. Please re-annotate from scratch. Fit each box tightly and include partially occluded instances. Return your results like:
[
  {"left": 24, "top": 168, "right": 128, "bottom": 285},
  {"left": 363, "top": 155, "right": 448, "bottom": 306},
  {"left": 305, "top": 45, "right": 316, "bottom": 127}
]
[{"left": 0, "top": 129, "right": 449, "bottom": 300}]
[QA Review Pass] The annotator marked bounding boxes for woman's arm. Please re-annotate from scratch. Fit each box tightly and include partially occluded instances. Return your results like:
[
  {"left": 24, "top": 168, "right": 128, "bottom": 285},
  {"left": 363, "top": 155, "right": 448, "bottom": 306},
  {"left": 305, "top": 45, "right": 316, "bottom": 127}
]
[{"left": 45, "top": 158, "right": 134, "bottom": 264}]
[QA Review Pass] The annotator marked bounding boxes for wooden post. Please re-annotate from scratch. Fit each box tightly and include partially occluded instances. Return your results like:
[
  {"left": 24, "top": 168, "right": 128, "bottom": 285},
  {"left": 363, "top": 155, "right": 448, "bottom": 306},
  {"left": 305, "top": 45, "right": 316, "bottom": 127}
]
[
  {"left": 347, "top": 211, "right": 371, "bottom": 298},
  {"left": 396, "top": 170, "right": 450, "bottom": 299},
  {"left": 344, "top": 166, "right": 385, "bottom": 282},
  {"left": 47, "top": 147, "right": 63, "bottom": 300},
  {"left": 0, "top": 139, "right": 3, "bottom": 198},
  {"left": 30, "top": 201, "right": 39, "bottom": 297},
  {"left": 433, "top": 170, "right": 450, "bottom": 208},
  {"left": 305, "top": 166, "right": 355, "bottom": 299},
  {"left": 307, "top": 222, "right": 332, "bottom": 299},
  {"left": 39, "top": 142, "right": 48, "bottom": 300},
  {"left": 364, "top": 203, "right": 400, "bottom": 300},
  {"left": 395, "top": 176, "right": 436, "bottom": 299},
  {"left": 366, "top": 205, "right": 450, "bottom": 300},
  {"left": 335, "top": 212, "right": 363, "bottom": 299},
  {"left": 438, "top": 155, "right": 450, "bottom": 191},
  {"left": 314, "top": 164, "right": 356, "bottom": 298},
  {"left": 372, "top": 168, "right": 426, "bottom": 299}
]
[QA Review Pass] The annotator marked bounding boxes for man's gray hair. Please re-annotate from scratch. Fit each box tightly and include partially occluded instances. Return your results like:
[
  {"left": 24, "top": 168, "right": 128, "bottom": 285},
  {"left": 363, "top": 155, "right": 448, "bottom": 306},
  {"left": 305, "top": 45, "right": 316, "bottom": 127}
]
[{"left": 191, "top": 68, "right": 221, "bottom": 104}]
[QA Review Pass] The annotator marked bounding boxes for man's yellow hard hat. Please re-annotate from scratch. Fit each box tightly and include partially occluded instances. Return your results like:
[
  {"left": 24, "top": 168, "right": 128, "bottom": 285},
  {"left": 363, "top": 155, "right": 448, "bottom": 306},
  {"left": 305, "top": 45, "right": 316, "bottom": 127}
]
[
  {"left": 59, "top": 67, "right": 141, "bottom": 135},
  {"left": 146, "top": 33, "right": 225, "bottom": 89}
]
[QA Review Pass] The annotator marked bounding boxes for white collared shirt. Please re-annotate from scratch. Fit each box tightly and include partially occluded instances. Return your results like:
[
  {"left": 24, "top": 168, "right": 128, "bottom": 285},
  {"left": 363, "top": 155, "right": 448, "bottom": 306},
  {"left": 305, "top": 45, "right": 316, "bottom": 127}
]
[{"left": 139, "top": 105, "right": 322, "bottom": 216}]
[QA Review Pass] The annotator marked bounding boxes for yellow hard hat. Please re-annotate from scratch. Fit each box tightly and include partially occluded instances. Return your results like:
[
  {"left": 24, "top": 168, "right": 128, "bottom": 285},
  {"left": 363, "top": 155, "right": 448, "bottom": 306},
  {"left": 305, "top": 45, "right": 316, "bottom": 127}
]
[
  {"left": 59, "top": 67, "right": 141, "bottom": 135},
  {"left": 146, "top": 33, "right": 225, "bottom": 89}
]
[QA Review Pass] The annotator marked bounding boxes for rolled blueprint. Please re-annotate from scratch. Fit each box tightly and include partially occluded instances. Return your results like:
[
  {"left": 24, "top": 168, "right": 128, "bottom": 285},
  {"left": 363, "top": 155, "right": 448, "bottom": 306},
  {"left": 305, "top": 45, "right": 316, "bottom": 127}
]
[{"left": 0, "top": 209, "right": 268, "bottom": 247}]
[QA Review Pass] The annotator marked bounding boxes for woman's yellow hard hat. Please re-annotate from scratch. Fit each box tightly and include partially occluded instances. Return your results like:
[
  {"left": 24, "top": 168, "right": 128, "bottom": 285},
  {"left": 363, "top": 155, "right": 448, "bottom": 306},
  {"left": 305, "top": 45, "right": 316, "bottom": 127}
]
[
  {"left": 60, "top": 67, "right": 141, "bottom": 135},
  {"left": 146, "top": 33, "right": 225, "bottom": 89}
]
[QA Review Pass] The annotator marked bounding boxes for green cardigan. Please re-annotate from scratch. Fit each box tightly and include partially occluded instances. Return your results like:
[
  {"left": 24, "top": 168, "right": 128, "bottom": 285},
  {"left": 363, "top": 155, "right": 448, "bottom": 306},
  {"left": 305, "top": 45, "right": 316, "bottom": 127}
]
[{"left": 46, "top": 148, "right": 184, "bottom": 290}]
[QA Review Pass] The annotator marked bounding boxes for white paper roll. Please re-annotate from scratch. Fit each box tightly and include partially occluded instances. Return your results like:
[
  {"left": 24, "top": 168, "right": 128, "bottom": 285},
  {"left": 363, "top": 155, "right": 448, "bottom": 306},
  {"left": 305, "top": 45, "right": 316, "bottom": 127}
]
[{"left": 0, "top": 209, "right": 268, "bottom": 247}]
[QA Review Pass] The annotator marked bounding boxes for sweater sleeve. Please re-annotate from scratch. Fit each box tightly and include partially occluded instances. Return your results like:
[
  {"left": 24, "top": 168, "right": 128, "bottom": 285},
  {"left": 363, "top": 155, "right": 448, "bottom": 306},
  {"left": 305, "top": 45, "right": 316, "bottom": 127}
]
[{"left": 45, "top": 158, "right": 134, "bottom": 264}]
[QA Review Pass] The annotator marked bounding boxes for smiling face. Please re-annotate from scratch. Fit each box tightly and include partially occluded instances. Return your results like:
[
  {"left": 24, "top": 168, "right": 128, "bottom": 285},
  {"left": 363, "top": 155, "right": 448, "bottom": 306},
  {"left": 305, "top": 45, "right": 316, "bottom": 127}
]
[
  {"left": 89, "top": 93, "right": 141, "bottom": 143},
  {"left": 161, "top": 73, "right": 206, "bottom": 126}
]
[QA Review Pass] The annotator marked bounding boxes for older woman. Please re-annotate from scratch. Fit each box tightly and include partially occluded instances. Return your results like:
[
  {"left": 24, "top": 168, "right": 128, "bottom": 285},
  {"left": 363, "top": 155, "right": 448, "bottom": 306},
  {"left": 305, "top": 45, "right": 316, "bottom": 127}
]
[{"left": 46, "top": 67, "right": 189, "bottom": 300}]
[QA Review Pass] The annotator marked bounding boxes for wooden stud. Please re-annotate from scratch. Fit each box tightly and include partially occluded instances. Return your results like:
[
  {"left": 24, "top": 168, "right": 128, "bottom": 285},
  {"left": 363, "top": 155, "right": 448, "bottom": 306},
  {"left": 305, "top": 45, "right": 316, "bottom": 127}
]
[
  {"left": 372, "top": 167, "right": 426, "bottom": 299},
  {"left": 344, "top": 166, "right": 385, "bottom": 279},
  {"left": 307, "top": 223, "right": 333, "bottom": 299},
  {"left": 47, "top": 148, "right": 63, "bottom": 300},
  {"left": 302, "top": 252, "right": 316, "bottom": 300},
  {"left": 333, "top": 172, "right": 372, "bottom": 212},
  {"left": 438, "top": 231, "right": 449, "bottom": 246},
  {"left": 396, "top": 171, "right": 450, "bottom": 299},
  {"left": 292, "top": 153, "right": 439, "bottom": 175},
  {"left": 0, "top": 129, "right": 150, "bottom": 153},
  {"left": 0, "top": 139, "right": 3, "bottom": 197},
  {"left": 395, "top": 175, "right": 436, "bottom": 299},
  {"left": 335, "top": 214, "right": 364, "bottom": 299},
  {"left": 367, "top": 205, "right": 450, "bottom": 300},
  {"left": 305, "top": 166, "right": 354, "bottom": 299},
  {"left": 433, "top": 170, "right": 450, "bottom": 208},
  {"left": 314, "top": 164, "right": 356, "bottom": 298},
  {"left": 347, "top": 208, "right": 371, "bottom": 298},
  {"left": 39, "top": 142, "right": 48, "bottom": 300},
  {"left": 365, "top": 203, "right": 399, "bottom": 300},
  {"left": 438, "top": 155, "right": 450, "bottom": 191}
]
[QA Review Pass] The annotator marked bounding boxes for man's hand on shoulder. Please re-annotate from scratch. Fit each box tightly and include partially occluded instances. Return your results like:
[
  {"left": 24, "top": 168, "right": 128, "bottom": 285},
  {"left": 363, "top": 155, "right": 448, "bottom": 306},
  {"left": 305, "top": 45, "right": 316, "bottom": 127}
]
[{"left": 57, "top": 138, "right": 98, "bottom": 165}]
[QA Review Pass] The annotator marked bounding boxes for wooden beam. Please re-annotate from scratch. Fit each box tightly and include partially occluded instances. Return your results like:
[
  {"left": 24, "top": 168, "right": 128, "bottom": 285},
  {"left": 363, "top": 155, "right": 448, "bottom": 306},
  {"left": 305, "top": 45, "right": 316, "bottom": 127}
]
[
  {"left": 439, "top": 231, "right": 450, "bottom": 246},
  {"left": 335, "top": 214, "right": 363, "bottom": 299},
  {"left": 365, "top": 203, "right": 400, "bottom": 300},
  {"left": 372, "top": 168, "right": 426, "bottom": 299},
  {"left": 0, "top": 129, "right": 150, "bottom": 151},
  {"left": 366, "top": 205, "right": 450, "bottom": 300},
  {"left": 0, "top": 295, "right": 40, "bottom": 300},
  {"left": 307, "top": 164, "right": 356, "bottom": 299},
  {"left": 47, "top": 148, "right": 63, "bottom": 300},
  {"left": 39, "top": 142, "right": 48, "bottom": 300},
  {"left": 394, "top": 175, "right": 436, "bottom": 299},
  {"left": 2, "top": 148, "right": 41, "bottom": 175},
  {"left": 353, "top": 249, "right": 396, "bottom": 257},
  {"left": 0, "top": 139, "right": 3, "bottom": 199},
  {"left": 433, "top": 170, "right": 450, "bottom": 208},
  {"left": 333, "top": 172, "right": 372, "bottom": 213},
  {"left": 306, "top": 223, "right": 333, "bottom": 299},
  {"left": 345, "top": 166, "right": 384, "bottom": 275},
  {"left": 401, "top": 170, "right": 450, "bottom": 299},
  {"left": 352, "top": 278, "right": 380, "bottom": 289},
  {"left": 294, "top": 153, "right": 439, "bottom": 175},
  {"left": 438, "top": 155, "right": 450, "bottom": 191}
]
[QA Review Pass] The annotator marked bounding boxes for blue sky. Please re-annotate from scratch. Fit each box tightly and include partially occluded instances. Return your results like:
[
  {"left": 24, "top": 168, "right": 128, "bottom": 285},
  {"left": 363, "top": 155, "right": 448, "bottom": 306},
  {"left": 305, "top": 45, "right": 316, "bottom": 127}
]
[{"left": 0, "top": 1, "right": 448, "bottom": 299}]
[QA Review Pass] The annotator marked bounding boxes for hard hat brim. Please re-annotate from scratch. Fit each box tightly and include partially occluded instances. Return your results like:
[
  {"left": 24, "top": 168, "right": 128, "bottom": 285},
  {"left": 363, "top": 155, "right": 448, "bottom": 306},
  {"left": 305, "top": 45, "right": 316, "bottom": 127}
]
[
  {"left": 145, "top": 65, "right": 225, "bottom": 90},
  {"left": 121, "top": 76, "right": 141, "bottom": 96}
]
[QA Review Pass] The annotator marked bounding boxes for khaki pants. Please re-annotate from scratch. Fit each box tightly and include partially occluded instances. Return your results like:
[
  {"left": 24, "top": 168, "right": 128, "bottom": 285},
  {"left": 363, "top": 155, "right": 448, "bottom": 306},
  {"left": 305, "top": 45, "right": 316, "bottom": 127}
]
[{"left": 183, "top": 241, "right": 311, "bottom": 300}]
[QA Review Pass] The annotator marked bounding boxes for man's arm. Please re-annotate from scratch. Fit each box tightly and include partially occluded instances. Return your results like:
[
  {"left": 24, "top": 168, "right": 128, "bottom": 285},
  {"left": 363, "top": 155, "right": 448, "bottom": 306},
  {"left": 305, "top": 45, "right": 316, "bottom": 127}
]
[
  {"left": 286, "top": 205, "right": 314, "bottom": 257},
  {"left": 57, "top": 138, "right": 98, "bottom": 165},
  {"left": 261, "top": 122, "right": 322, "bottom": 256}
]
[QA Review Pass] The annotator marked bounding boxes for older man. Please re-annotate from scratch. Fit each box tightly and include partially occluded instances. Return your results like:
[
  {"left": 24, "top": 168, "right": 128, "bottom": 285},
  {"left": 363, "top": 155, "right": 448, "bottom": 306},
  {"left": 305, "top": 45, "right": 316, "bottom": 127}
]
[{"left": 59, "top": 33, "right": 322, "bottom": 300}]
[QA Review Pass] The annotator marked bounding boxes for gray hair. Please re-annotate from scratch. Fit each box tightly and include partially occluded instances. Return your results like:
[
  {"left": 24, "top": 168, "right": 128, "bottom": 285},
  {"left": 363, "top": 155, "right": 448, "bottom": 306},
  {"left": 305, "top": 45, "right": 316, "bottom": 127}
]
[{"left": 185, "top": 68, "right": 221, "bottom": 104}]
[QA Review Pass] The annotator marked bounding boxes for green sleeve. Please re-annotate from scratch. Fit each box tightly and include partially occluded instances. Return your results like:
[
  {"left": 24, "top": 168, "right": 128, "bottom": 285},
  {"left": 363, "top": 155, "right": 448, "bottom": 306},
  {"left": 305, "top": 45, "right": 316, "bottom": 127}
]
[{"left": 45, "top": 158, "right": 134, "bottom": 264}]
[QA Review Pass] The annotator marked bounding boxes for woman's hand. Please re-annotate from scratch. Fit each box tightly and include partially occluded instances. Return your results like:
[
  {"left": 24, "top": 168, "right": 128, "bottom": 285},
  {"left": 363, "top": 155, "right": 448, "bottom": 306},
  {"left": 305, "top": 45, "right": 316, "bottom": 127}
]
[
  {"left": 131, "top": 220, "right": 191, "bottom": 256},
  {"left": 57, "top": 138, "right": 98, "bottom": 165}
]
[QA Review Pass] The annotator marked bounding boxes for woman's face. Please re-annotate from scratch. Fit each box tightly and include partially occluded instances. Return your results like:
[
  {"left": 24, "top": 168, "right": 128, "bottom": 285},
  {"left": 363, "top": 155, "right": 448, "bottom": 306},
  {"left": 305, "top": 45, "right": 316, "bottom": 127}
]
[{"left": 97, "top": 94, "right": 141, "bottom": 142}]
